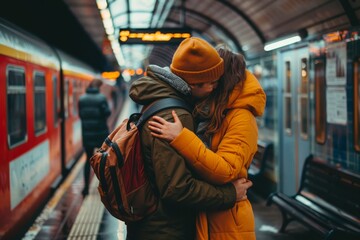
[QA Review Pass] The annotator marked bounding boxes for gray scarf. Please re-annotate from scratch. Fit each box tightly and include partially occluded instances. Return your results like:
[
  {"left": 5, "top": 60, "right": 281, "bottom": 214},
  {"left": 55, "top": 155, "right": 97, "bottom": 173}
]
[{"left": 148, "top": 65, "right": 191, "bottom": 96}]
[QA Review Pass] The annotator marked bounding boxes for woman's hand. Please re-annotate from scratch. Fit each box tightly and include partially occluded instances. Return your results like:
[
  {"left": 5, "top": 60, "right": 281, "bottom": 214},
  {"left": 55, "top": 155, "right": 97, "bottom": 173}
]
[{"left": 148, "top": 110, "right": 183, "bottom": 142}]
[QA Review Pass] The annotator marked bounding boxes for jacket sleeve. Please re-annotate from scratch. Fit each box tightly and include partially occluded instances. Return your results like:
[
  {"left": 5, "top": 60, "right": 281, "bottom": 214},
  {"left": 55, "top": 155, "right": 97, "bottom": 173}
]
[
  {"left": 169, "top": 109, "right": 258, "bottom": 185},
  {"left": 142, "top": 108, "right": 236, "bottom": 211}
]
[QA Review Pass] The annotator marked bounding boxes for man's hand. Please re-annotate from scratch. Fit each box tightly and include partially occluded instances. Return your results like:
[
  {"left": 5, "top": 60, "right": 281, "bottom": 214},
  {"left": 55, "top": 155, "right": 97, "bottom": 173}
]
[{"left": 232, "top": 178, "right": 253, "bottom": 201}]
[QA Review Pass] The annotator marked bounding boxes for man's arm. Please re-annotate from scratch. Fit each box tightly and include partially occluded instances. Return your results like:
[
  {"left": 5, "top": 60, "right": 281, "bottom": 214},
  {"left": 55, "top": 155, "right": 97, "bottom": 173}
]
[{"left": 143, "top": 108, "right": 236, "bottom": 211}]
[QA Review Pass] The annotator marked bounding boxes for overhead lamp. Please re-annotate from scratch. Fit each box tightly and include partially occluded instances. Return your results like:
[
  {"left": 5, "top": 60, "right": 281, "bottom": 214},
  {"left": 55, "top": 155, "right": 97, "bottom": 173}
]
[
  {"left": 100, "top": 9, "right": 111, "bottom": 19},
  {"left": 264, "top": 34, "right": 301, "bottom": 51},
  {"left": 105, "top": 26, "right": 114, "bottom": 35},
  {"left": 96, "top": 0, "right": 107, "bottom": 10}
]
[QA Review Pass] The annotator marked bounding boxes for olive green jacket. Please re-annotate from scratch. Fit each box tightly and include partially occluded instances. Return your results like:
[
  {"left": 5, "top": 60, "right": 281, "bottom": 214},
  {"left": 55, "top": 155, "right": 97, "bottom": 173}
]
[{"left": 127, "top": 65, "right": 236, "bottom": 240}]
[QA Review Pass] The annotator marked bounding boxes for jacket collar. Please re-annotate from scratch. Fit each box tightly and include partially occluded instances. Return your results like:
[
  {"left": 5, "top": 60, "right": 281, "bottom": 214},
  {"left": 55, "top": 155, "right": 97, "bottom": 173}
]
[
  {"left": 148, "top": 65, "right": 191, "bottom": 96},
  {"left": 86, "top": 87, "right": 100, "bottom": 94}
]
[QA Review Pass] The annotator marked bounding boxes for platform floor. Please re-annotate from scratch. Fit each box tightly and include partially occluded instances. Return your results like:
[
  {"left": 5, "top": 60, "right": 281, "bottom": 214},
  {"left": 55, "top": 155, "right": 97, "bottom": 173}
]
[
  {"left": 21, "top": 156, "right": 320, "bottom": 240},
  {"left": 22, "top": 98, "right": 320, "bottom": 240}
]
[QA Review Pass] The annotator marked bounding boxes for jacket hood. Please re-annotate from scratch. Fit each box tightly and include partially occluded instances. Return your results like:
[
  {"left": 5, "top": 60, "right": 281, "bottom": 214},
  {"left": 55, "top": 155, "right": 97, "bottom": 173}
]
[
  {"left": 129, "top": 65, "right": 191, "bottom": 105},
  {"left": 227, "top": 70, "right": 266, "bottom": 117}
]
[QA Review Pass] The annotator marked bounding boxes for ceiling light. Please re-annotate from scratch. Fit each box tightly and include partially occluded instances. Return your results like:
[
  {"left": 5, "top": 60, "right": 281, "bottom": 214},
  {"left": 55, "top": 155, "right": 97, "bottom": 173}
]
[
  {"left": 105, "top": 27, "right": 114, "bottom": 35},
  {"left": 96, "top": 0, "right": 107, "bottom": 10},
  {"left": 103, "top": 18, "right": 113, "bottom": 29},
  {"left": 100, "top": 9, "right": 111, "bottom": 19},
  {"left": 264, "top": 34, "right": 301, "bottom": 51}
]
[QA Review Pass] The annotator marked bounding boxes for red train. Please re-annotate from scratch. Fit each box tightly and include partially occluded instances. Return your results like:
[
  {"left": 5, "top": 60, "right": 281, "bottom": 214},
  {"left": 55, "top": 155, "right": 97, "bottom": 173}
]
[{"left": 0, "top": 19, "right": 122, "bottom": 239}]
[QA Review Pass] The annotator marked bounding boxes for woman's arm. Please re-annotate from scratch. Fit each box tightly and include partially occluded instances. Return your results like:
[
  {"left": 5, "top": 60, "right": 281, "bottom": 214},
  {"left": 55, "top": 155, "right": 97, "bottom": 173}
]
[
  {"left": 146, "top": 109, "right": 251, "bottom": 207},
  {"left": 149, "top": 110, "right": 258, "bottom": 185}
]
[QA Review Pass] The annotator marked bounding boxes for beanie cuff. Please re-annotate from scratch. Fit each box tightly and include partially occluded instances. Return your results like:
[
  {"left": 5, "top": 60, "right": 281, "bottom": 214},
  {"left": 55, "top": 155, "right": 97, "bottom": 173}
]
[{"left": 170, "top": 59, "right": 224, "bottom": 84}]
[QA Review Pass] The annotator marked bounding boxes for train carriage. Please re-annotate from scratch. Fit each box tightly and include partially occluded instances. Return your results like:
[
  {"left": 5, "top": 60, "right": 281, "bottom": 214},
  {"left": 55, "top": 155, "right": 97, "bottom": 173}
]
[
  {"left": 0, "top": 19, "right": 121, "bottom": 239},
  {"left": 0, "top": 19, "right": 64, "bottom": 239}
]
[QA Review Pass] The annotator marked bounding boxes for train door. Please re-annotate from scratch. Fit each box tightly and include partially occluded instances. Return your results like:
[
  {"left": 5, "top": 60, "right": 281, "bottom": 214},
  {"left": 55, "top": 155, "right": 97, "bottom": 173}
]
[{"left": 279, "top": 46, "right": 310, "bottom": 195}]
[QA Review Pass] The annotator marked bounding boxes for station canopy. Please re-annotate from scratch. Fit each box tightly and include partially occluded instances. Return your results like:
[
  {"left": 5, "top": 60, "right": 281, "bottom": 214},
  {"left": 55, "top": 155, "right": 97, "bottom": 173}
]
[{"left": 64, "top": 0, "right": 360, "bottom": 71}]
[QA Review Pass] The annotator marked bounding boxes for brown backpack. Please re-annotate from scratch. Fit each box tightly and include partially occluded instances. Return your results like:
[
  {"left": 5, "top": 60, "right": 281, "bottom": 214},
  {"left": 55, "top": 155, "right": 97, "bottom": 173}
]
[{"left": 90, "top": 98, "right": 191, "bottom": 223}]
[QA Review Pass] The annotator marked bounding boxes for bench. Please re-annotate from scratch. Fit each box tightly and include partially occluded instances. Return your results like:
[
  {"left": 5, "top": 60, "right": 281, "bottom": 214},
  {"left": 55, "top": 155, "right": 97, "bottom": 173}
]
[
  {"left": 248, "top": 139, "right": 274, "bottom": 182},
  {"left": 267, "top": 154, "right": 360, "bottom": 240}
]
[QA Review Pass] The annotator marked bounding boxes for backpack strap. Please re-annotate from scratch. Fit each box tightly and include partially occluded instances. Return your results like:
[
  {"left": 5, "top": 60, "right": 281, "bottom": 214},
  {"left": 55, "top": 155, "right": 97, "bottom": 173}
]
[{"left": 136, "top": 98, "right": 192, "bottom": 129}]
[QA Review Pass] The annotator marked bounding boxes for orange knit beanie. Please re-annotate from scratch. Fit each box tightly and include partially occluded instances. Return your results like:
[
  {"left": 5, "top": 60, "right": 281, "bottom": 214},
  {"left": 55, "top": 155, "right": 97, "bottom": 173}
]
[{"left": 170, "top": 37, "right": 224, "bottom": 84}]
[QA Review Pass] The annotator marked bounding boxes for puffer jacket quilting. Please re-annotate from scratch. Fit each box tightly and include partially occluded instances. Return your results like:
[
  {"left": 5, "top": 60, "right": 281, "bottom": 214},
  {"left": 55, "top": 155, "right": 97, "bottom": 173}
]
[{"left": 169, "top": 70, "right": 266, "bottom": 240}]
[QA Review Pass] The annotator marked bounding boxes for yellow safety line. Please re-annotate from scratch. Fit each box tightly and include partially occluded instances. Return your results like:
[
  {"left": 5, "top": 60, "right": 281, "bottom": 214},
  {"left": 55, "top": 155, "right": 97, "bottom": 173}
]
[
  {"left": 22, "top": 155, "right": 86, "bottom": 240},
  {"left": 22, "top": 95, "right": 133, "bottom": 240}
]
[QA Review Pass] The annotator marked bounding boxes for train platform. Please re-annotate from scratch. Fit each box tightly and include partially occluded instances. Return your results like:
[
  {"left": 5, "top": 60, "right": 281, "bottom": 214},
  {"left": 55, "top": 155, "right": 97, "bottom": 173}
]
[{"left": 22, "top": 98, "right": 317, "bottom": 240}]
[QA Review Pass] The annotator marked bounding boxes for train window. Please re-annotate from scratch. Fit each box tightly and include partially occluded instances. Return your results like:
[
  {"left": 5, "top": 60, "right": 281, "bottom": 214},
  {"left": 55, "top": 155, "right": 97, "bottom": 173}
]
[
  {"left": 354, "top": 59, "right": 360, "bottom": 151},
  {"left": 300, "top": 58, "right": 309, "bottom": 139},
  {"left": 53, "top": 75, "right": 59, "bottom": 127},
  {"left": 284, "top": 61, "right": 292, "bottom": 134},
  {"left": 73, "top": 80, "right": 79, "bottom": 116},
  {"left": 7, "top": 66, "right": 27, "bottom": 148},
  {"left": 33, "top": 71, "right": 47, "bottom": 135},
  {"left": 64, "top": 80, "right": 69, "bottom": 118},
  {"left": 315, "top": 59, "right": 326, "bottom": 144}
]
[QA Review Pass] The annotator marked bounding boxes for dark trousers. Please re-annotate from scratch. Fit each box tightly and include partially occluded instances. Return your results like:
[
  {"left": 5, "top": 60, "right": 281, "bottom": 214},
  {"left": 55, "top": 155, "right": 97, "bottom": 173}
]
[{"left": 83, "top": 146, "right": 95, "bottom": 192}]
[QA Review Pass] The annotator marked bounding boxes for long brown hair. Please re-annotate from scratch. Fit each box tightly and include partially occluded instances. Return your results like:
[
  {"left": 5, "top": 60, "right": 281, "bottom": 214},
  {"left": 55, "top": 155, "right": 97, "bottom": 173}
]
[{"left": 193, "top": 45, "right": 246, "bottom": 137}]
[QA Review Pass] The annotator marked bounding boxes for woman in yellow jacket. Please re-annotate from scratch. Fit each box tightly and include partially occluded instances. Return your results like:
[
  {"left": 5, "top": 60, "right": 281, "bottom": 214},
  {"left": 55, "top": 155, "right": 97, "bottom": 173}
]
[{"left": 148, "top": 46, "right": 266, "bottom": 240}]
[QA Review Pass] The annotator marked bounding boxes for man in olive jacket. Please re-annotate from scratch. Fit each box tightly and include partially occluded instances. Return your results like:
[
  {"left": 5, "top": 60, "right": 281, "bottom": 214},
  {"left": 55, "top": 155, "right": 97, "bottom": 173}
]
[
  {"left": 79, "top": 79, "right": 111, "bottom": 196},
  {"left": 127, "top": 37, "right": 252, "bottom": 239}
]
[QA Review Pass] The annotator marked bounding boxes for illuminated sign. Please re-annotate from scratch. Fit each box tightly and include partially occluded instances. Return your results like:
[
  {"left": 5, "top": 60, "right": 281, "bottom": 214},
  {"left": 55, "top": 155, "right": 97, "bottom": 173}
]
[
  {"left": 323, "top": 31, "right": 348, "bottom": 43},
  {"left": 323, "top": 30, "right": 359, "bottom": 43},
  {"left": 102, "top": 71, "right": 120, "bottom": 79},
  {"left": 122, "top": 68, "right": 144, "bottom": 76},
  {"left": 119, "top": 28, "right": 191, "bottom": 44}
]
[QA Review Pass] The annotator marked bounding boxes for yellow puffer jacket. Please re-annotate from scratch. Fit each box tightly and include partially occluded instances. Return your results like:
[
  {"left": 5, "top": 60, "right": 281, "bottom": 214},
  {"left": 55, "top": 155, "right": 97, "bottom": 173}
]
[{"left": 170, "top": 70, "right": 266, "bottom": 240}]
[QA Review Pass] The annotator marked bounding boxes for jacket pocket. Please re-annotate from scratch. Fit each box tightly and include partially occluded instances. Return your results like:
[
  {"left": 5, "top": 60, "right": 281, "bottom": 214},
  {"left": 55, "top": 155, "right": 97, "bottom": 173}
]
[
  {"left": 230, "top": 200, "right": 255, "bottom": 231},
  {"left": 207, "top": 203, "right": 255, "bottom": 235},
  {"left": 231, "top": 202, "right": 241, "bottom": 226},
  {"left": 207, "top": 209, "right": 238, "bottom": 232}
]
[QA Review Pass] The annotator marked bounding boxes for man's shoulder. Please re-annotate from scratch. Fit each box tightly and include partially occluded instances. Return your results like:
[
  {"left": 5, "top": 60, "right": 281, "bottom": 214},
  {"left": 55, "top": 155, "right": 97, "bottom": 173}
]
[{"left": 152, "top": 107, "right": 193, "bottom": 127}]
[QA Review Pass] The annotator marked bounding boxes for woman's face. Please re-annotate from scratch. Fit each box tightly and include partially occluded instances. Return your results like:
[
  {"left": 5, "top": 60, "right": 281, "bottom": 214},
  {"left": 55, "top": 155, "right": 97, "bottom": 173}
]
[{"left": 189, "top": 80, "right": 219, "bottom": 100}]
